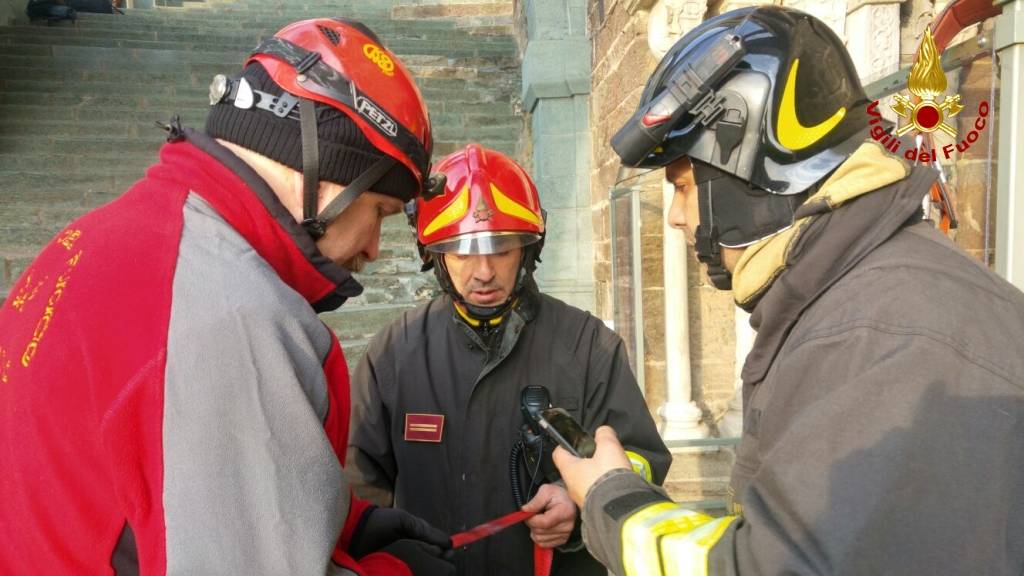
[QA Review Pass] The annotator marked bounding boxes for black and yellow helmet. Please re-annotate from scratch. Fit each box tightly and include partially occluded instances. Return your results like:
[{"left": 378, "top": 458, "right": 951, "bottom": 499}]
[
  {"left": 614, "top": 5, "right": 869, "bottom": 194},
  {"left": 612, "top": 6, "right": 870, "bottom": 289}
]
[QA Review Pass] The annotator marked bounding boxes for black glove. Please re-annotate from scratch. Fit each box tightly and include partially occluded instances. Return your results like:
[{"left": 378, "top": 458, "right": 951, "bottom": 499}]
[
  {"left": 379, "top": 540, "right": 456, "bottom": 576},
  {"left": 349, "top": 506, "right": 451, "bottom": 559}
]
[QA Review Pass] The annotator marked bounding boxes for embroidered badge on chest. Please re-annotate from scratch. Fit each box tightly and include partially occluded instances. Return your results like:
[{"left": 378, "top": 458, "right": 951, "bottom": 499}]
[{"left": 404, "top": 413, "right": 445, "bottom": 443}]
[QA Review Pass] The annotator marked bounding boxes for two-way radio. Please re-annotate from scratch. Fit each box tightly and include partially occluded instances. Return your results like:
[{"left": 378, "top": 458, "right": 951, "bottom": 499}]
[{"left": 509, "top": 386, "right": 595, "bottom": 507}]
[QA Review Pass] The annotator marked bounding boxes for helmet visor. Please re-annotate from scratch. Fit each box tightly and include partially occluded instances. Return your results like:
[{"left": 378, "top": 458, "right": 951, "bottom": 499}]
[{"left": 426, "top": 231, "right": 541, "bottom": 255}]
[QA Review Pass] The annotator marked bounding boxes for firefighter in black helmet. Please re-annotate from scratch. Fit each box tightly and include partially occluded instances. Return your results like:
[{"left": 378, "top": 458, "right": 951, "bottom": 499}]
[
  {"left": 611, "top": 4, "right": 872, "bottom": 293},
  {"left": 555, "top": 6, "right": 1024, "bottom": 576}
]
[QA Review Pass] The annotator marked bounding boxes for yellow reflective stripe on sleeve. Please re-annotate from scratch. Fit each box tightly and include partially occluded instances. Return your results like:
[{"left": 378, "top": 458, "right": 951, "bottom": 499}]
[
  {"left": 660, "top": 515, "right": 738, "bottom": 576},
  {"left": 490, "top": 183, "right": 542, "bottom": 226},
  {"left": 621, "top": 502, "right": 714, "bottom": 576},
  {"left": 625, "top": 450, "right": 653, "bottom": 483},
  {"left": 423, "top": 186, "right": 470, "bottom": 238}
]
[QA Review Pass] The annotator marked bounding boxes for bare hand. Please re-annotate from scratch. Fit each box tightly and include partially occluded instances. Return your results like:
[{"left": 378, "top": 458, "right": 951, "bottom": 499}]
[
  {"left": 521, "top": 483, "right": 577, "bottom": 548},
  {"left": 552, "top": 426, "right": 631, "bottom": 508}
]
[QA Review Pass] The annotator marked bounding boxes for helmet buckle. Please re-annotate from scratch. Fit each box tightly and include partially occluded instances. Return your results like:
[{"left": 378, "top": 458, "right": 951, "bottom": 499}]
[
  {"left": 263, "top": 92, "right": 300, "bottom": 118},
  {"left": 714, "top": 105, "right": 747, "bottom": 164},
  {"left": 301, "top": 218, "right": 327, "bottom": 239}
]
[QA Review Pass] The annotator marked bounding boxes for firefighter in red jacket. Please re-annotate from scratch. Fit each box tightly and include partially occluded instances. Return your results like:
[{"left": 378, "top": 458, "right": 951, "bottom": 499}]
[{"left": 0, "top": 18, "right": 454, "bottom": 576}]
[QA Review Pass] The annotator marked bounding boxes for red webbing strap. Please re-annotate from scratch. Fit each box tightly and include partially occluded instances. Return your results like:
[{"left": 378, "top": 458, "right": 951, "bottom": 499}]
[
  {"left": 534, "top": 545, "right": 553, "bottom": 576},
  {"left": 450, "top": 509, "right": 534, "bottom": 547},
  {"left": 449, "top": 509, "right": 553, "bottom": 576}
]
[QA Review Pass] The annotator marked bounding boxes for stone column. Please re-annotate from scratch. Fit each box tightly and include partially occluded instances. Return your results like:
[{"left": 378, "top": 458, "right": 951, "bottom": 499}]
[
  {"left": 522, "top": 0, "right": 595, "bottom": 311},
  {"left": 641, "top": 1, "right": 712, "bottom": 442},
  {"left": 659, "top": 178, "right": 709, "bottom": 441}
]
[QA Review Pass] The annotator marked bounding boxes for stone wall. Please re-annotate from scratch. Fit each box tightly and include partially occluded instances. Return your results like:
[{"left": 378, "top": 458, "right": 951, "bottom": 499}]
[
  {"left": 392, "top": 0, "right": 515, "bottom": 32},
  {"left": 588, "top": 0, "right": 654, "bottom": 324}
]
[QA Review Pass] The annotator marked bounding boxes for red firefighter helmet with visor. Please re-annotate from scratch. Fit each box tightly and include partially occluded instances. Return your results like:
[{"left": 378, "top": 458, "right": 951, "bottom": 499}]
[{"left": 417, "top": 144, "right": 544, "bottom": 256}]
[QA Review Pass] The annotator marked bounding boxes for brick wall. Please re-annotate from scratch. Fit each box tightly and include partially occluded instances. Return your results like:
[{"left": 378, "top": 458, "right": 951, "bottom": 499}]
[{"left": 588, "top": 0, "right": 654, "bottom": 321}]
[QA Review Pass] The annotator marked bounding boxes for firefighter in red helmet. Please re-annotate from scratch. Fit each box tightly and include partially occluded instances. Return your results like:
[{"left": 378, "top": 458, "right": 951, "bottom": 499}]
[
  {"left": 346, "top": 144, "right": 671, "bottom": 576},
  {"left": 416, "top": 142, "right": 547, "bottom": 328},
  {"left": 0, "top": 18, "right": 454, "bottom": 575}
]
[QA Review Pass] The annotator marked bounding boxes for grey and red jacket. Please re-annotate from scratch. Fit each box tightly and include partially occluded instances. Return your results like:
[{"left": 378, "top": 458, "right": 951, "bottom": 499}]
[{"left": 0, "top": 130, "right": 412, "bottom": 575}]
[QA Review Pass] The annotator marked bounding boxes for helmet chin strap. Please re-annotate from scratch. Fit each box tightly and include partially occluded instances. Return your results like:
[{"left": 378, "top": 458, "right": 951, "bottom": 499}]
[
  {"left": 296, "top": 97, "right": 396, "bottom": 240},
  {"left": 693, "top": 179, "right": 733, "bottom": 291},
  {"left": 455, "top": 300, "right": 515, "bottom": 329}
]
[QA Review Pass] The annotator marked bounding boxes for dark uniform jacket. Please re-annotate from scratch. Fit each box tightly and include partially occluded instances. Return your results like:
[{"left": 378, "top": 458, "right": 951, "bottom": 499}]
[
  {"left": 580, "top": 142, "right": 1024, "bottom": 575},
  {"left": 347, "top": 286, "right": 671, "bottom": 575}
]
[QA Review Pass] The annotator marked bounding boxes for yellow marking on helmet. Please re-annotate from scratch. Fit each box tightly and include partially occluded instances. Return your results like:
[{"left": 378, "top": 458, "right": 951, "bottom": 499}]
[
  {"left": 625, "top": 450, "right": 653, "bottom": 483},
  {"left": 490, "top": 183, "right": 542, "bottom": 227},
  {"left": 777, "top": 59, "right": 846, "bottom": 151},
  {"left": 363, "top": 43, "right": 395, "bottom": 76},
  {"left": 423, "top": 186, "right": 469, "bottom": 238}
]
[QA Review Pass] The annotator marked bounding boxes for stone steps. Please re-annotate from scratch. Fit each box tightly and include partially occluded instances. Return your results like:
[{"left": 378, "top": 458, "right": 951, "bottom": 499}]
[
  {"left": 64, "top": 10, "right": 490, "bottom": 33},
  {"left": 0, "top": 0, "right": 519, "bottom": 354},
  {"left": 0, "top": 35, "right": 516, "bottom": 60}
]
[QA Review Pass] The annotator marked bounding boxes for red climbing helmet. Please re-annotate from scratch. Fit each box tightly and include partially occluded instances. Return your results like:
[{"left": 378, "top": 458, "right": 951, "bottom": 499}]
[{"left": 210, "top": 18, "right": 439, "bottom": 238}]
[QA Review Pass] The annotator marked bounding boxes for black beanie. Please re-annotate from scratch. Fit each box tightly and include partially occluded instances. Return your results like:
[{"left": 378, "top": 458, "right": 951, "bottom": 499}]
[{"left": 205, "top": 62, "right": 418, "bottom": 201}]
